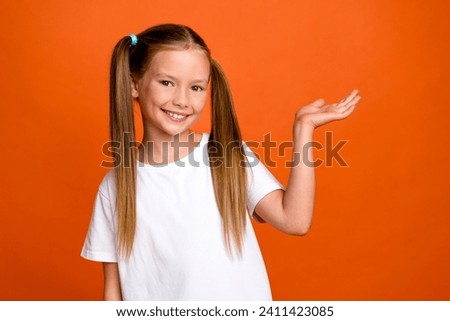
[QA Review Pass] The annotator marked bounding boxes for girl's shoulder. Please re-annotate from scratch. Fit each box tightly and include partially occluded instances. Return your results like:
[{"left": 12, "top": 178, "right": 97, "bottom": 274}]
[{"left": 97, "top": 168, "right": 117, "bottom": 199}]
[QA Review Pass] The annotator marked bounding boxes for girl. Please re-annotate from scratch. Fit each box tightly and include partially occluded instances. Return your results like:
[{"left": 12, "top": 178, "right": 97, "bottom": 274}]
[{"left": 81, "top": 23, "right": 361, "bottom": 300}]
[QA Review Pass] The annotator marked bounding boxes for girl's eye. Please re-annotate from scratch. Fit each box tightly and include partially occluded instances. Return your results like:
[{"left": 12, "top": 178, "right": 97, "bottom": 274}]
[
  {"left": 160, "top": 80, "right": 174, "bottom": 87},
  {"left": 191, "top": 85, "right": 204, "bottom": 92}
]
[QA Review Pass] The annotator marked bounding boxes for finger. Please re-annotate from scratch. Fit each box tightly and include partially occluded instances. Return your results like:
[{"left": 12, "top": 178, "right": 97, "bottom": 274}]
[
  {"left": 338, "top": 91, "right": 358, "bottom": 106},
  {"left": 335, "top": 104, "right": 357, "bottom": 120},
  {"left": 347, "top": 95, "right": 362, "bottom": 107},
  {"left": 343, "top": 104, "right": 357, "bottom": 116},
  {"left": 339, "top": 95, "right": 361, "bottom": 109},
  {"left": 335, "top": 97, "right": 360, "bottom": 115},
  {"left": 338, "top": 89, "right": 359, "bottom": 106},
  {"left": 342, "top": 102, "right": 358, "bottom": 115}
]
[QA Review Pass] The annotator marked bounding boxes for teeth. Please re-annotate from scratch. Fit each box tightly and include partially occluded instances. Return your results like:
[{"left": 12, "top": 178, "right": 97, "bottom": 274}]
[{"left": 165, "top": 110, "right": 187, "bottom": 120}]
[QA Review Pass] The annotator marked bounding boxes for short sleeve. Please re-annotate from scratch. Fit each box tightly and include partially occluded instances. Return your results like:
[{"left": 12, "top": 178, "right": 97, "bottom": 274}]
[
  {"left": 81, "top": 180, "right": 118, "bottom": 262},
  {"left": 243, "top": 142, "right": 285, "bottom": 221}
]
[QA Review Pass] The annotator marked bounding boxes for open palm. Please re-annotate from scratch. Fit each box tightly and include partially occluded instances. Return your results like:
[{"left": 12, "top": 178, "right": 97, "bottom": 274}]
[{"left": 295, "top": 89, "right": 361, "bottom": 129}]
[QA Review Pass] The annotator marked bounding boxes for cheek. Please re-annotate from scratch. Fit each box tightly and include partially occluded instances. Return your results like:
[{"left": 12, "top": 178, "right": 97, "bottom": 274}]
[
  {"left": 193, "top": 93, "right": 208, "bottom": 112},
  {"left": 141, "top": 85, "right": 171, "bottom": 109}
]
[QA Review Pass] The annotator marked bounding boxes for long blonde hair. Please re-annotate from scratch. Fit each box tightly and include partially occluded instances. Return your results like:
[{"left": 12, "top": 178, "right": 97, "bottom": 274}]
[{"left": 109, "top": 24, "right": 247, "bottom": 258}]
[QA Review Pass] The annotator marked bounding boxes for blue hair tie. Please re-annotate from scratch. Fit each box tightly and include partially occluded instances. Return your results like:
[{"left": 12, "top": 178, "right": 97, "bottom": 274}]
[{"left": 129, "top": 33, "right": 138, "bottom": 46}]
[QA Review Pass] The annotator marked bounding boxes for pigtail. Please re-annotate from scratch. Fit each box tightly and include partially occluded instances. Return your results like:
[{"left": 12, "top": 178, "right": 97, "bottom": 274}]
[
  {"left": 110, "top": 36, "right": 138, "bottom": 258},
  {"left": 209, "top": 59, "right": 248, "bottom": 257}
]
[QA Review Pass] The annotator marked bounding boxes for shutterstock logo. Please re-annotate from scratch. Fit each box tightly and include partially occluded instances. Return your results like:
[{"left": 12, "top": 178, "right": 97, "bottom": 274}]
[
  {"left": 250, "top": 132, "right": 349, "bottom": 168},
  {"left": 100, "top": 131, "right": 350, "bottom": 169}
]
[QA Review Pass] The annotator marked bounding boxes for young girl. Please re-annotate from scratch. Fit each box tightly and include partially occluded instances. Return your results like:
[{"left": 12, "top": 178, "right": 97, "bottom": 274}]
[{"left": 81, "top": 23, "right": 361, "bottom": 300}]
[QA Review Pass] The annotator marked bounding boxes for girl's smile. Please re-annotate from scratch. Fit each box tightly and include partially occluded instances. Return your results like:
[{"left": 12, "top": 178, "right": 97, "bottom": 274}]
[{"left": 161, "top": 108, "right": 190, "bottom": 121}]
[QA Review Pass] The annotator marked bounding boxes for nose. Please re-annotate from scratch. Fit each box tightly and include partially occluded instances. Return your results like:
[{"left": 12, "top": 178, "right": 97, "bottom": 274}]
[{"left": 173, "top": 86, "right": 189, "bottom": 109}]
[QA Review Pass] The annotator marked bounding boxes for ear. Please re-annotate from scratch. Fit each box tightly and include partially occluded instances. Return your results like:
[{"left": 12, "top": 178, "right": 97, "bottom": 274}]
[{"left": 130, "top": 75, "right": 139, "bottom": 98}]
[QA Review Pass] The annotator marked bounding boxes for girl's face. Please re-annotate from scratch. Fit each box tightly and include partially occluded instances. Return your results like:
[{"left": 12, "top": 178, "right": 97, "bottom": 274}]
[{"left": 132, "top": 49, "right": 210, "bottom": 141}]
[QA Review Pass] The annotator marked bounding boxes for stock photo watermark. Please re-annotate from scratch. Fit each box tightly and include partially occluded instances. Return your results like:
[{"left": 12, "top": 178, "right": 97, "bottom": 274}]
[{"left": 100, "top": 132, "right": 350, "bottom": 169}]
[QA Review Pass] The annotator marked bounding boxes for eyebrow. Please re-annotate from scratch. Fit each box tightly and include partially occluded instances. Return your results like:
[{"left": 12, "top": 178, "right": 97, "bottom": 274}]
[{"left": 155, "top": 72, "right": 209, "bottom": 84}]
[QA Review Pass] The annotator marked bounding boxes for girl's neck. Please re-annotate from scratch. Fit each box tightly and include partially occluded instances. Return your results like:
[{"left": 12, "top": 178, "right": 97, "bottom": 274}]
[{"left": 138, "top": 130, "right": 202, "bottom": 165}]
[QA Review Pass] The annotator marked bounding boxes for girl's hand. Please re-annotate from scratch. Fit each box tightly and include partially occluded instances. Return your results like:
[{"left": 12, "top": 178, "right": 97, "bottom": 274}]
[{"left": 294, "top": 89, "right": 361, "bottom": 130}]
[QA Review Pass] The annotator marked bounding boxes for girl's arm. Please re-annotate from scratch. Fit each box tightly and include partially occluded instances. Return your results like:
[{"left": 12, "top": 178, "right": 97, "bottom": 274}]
[
  {"left": 103, "top": 262, "right": 123, "bottom": 300},
  {"left": 253, "top": 89, "right": 361, "bottom": 235}
]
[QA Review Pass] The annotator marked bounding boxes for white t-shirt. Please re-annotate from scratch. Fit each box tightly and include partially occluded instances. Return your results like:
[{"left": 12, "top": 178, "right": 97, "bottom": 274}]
[{"left": 81, "top": 133, "right": 284, "bottom": 300}]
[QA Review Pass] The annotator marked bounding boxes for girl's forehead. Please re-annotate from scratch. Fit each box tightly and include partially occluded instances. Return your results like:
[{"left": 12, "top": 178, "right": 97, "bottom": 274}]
[{"left": 149, "top": 49, "right": 210, "bottom": 74}]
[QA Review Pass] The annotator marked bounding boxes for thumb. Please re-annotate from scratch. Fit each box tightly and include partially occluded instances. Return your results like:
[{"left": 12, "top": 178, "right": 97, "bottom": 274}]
[{"left": 311, "top": 98, "right": 325, "bottom": 106}]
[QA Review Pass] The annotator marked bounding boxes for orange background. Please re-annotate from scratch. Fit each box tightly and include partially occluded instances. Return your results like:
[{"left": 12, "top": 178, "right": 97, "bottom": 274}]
[{"left": 1, "top": 0, "right": 449, "bottom": 300}]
